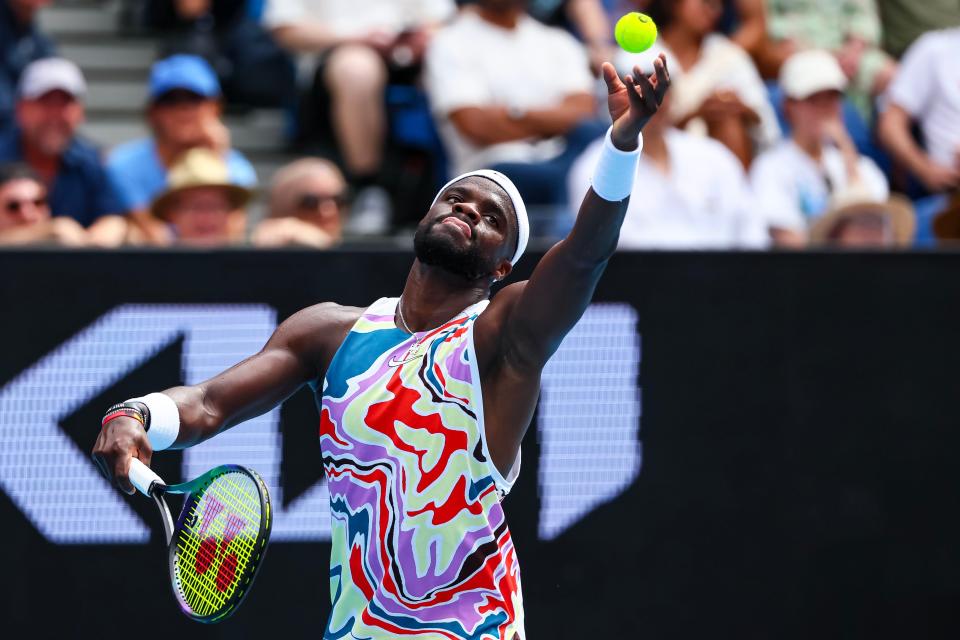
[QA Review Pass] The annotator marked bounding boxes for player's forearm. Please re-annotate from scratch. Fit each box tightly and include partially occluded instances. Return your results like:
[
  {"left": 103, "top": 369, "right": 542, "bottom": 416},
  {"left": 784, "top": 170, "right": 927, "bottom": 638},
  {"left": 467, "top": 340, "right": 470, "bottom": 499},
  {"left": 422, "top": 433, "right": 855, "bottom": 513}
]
[
  {"left": 159, "top": 385, "right": 222, "bottom": 449},
  {"left": 564, "top": 188, "right": 629, "bottom": 265}
]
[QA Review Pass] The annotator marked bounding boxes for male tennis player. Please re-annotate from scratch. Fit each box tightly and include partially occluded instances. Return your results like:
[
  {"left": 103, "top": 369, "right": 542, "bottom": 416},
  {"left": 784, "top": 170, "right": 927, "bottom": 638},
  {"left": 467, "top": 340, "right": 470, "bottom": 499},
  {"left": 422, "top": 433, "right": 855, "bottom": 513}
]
[{"left": 93, "top": 57, "right": 669, "bottom": 639}]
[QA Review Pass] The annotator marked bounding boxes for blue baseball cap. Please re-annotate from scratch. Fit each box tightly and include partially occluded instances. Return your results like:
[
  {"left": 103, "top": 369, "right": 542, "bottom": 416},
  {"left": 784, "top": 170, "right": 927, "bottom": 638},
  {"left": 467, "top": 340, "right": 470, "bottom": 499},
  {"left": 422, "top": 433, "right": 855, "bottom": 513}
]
[{"left": 148, "top": 54, "right": 220, "bottom": 101}]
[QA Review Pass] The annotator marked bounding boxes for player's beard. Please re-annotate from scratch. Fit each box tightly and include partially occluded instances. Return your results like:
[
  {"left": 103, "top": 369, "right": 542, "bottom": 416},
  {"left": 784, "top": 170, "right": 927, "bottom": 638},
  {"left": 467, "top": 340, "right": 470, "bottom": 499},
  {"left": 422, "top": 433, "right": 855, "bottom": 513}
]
[{"left": 414, "top": 220, "right": 492, "bottom": 281}]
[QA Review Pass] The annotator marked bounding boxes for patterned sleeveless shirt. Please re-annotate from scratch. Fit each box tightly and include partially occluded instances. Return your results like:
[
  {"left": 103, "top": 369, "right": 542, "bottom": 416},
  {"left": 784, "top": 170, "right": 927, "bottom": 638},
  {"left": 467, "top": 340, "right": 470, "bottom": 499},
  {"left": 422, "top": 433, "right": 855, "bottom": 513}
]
[{"left": 316, "top": 297, "right": 525, "bottom": 639}]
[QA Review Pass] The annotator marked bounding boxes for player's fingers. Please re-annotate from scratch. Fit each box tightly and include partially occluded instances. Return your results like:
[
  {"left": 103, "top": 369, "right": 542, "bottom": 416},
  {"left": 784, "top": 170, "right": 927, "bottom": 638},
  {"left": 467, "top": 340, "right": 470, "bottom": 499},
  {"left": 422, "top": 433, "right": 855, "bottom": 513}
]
[
  {"left": 113, "top": 455, "right": 135, "bottom": 495},
  {"left": 653, "top": 55, "right": 671, "bottom": 102},
  {"left": 633, "top": 67, "right": 658, "bottom": 111},
  {"left": 137, "top": 441, "right": 154, "bottom": 469},
  {"left": 601, "top": 62, "right": 624, "bottom": 94},
  {"left": 91, "top": 450, "right": 110, "bottom": 482},
  {"left": 624, "top": 75, "right": 645, "bottom": 111}
]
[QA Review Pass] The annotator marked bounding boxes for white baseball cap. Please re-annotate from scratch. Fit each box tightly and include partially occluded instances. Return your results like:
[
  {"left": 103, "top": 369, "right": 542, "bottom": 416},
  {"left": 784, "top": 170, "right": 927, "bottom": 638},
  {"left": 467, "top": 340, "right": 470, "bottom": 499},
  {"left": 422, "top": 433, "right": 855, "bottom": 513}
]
[
  {"left": 780, "top": 50, "right": 847, "bottom": 100},
  {"left": 18, "top": 58, "right": 87, "bottom": 100}
]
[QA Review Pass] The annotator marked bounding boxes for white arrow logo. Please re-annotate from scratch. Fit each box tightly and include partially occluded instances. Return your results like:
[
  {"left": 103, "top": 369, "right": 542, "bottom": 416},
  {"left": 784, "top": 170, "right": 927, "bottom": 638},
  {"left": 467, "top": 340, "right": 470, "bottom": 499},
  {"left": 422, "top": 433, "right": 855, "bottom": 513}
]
[{"left": 0, "top": 303, "right": 641, "bottom": 544}]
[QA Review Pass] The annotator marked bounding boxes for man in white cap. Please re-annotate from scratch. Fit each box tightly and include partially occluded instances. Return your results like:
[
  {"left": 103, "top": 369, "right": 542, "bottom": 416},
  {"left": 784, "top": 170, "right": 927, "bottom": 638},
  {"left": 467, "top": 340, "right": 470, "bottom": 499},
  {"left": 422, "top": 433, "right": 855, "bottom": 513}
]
[
  {"left": 750, "top": 49, "right": 889, "bottom": 246},
  {"left": 0, "top": 57, "right": 122, "bottom": 227},
  {"left": 93, "top": 57, "right": 670, "bottom": 639}
]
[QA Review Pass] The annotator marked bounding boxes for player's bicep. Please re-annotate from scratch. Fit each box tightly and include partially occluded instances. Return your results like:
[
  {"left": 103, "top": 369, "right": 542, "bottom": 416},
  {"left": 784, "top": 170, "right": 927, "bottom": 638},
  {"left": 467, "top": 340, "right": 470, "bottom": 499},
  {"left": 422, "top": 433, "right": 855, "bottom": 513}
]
[{"left": 181, "top": 305, "right": 331, "bottom": 439}]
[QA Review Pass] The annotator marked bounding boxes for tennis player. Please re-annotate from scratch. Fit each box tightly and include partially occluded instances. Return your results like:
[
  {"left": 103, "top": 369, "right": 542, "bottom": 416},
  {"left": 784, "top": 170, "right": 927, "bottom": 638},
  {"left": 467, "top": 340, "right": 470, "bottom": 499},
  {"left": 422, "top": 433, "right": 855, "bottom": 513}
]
[{"left": 92, "top": 57, "right": 670, "bottom": 639}]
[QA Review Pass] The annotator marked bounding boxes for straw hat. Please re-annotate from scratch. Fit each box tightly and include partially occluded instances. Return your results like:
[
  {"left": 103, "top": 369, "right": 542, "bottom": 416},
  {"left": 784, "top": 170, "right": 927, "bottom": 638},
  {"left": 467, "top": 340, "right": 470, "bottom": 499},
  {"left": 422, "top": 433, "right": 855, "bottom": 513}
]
[
  {"left": 150, "top": 148, "right": 253, "bottom": 219},
  {"left": 931, "top": 192, "right": 960, "bottom": 241},
  {"left": 809, "top": 185, "right": 915, "bottom": 246}
]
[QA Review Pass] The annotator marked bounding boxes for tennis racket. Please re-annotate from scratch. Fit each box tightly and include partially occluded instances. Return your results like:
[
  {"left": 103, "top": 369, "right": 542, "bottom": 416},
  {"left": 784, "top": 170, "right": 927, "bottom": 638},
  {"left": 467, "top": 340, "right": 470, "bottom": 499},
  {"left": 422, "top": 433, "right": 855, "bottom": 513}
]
[{"left": 128, "top": 458, "right": 272, "bottom": 623}]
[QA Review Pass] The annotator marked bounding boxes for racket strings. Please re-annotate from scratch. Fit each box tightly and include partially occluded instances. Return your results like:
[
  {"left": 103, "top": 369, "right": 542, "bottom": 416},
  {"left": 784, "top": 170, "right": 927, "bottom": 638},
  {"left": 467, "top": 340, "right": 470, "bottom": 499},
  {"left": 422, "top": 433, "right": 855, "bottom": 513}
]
[{"left": 173, "top": 472, "right": 264, "bottom": 617}]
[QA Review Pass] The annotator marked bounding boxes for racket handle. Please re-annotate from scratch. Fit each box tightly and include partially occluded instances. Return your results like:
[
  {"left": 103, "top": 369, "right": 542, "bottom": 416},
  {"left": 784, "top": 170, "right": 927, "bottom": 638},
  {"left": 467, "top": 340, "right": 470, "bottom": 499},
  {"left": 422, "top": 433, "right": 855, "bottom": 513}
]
[{"left": 128, "top": 458, "right": 165, "bottom": 496}]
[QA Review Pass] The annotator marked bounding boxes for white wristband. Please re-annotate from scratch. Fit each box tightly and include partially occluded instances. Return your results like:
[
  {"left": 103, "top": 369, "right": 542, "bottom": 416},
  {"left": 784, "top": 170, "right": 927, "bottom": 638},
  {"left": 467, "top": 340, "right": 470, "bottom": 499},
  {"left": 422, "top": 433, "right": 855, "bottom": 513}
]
[
  {"left": 590, "top": 127, "right": 643, "bottom": 202},
  {"left": 128, "top": 392, "right": 180, "bottom": 451}
]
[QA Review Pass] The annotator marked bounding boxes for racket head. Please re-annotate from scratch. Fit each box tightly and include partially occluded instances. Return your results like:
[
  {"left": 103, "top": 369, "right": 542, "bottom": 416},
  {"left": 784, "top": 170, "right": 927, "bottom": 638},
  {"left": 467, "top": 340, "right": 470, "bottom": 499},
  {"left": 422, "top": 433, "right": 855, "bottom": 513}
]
[{"left": 163, "top": 464, "right": 272, "bottom": 623}]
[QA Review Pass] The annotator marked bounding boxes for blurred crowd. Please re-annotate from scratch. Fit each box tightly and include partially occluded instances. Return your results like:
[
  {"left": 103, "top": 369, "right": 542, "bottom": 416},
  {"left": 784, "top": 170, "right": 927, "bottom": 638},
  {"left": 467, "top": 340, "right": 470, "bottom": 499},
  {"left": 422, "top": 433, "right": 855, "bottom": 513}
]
[{"left": 1, "top": 0, "right": 958, "bottom": 250}]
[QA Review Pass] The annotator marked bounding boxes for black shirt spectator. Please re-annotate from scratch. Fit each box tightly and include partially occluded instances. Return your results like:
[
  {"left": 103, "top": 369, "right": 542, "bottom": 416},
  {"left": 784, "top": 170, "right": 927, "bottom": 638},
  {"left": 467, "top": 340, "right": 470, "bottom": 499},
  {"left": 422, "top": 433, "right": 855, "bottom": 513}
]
[{"left": 0, "top": 0, "right": 55, "bottom": 130}]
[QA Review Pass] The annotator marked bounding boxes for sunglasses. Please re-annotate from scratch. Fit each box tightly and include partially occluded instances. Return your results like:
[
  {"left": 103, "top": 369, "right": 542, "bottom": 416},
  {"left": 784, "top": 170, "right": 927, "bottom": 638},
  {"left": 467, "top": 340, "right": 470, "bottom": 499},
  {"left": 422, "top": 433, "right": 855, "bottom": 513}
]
[
  {"left": 4, "top": 197, "right": 48, "bottom": 213},
  {"left": 296, "top": 192, "right": 348, "bottom": 211}
]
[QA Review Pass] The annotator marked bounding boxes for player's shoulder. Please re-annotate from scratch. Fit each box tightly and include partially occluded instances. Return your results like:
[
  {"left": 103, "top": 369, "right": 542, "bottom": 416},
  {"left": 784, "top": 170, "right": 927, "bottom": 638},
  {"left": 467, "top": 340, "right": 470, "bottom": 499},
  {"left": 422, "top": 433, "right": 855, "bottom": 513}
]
[
  {"left": 272, "top": 302, "right": 363, "bottom": 353},
  {"left": 282, "top": 302, "right": 363, "bottom": 333},
  {"left": 482, "top": 280, "right": 528, "bottom": 320}
]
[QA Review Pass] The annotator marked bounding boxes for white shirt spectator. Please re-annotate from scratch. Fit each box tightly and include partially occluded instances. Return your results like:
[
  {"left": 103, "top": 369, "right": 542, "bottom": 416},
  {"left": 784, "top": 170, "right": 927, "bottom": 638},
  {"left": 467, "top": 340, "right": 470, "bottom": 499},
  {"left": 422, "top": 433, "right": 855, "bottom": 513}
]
[
  {"left": 567, "top": 129, "right": 767, "bottom": 249},
  {"left": 885, "top": 27, "right": 960, "bottom": 169},
  {"left": 750, "top": 140, "right": 889, "bottom": 232},
  {"left": 618, "top": 35, "right": 781, "bottom": 151},
  {"left": 425, "top": 10, "right": 594, "bottom": 175},
  {"left": 263, "top": 0, "right": 455, "bottom": 38}
]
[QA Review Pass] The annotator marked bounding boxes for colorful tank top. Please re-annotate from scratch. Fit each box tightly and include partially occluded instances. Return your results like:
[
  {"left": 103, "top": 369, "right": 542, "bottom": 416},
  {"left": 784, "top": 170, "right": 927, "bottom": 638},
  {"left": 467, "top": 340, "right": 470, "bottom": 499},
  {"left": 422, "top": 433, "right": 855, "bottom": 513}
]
[{"left": 316, "top": 297, "right": 525, "bottom": 639}]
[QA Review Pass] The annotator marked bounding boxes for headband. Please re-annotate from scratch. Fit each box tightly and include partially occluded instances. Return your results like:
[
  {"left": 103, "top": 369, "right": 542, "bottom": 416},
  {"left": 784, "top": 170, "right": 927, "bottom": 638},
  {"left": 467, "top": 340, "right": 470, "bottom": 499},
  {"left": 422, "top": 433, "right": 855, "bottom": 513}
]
[{"left": 430, "top": 169, "right": 529, "bottom": 266}]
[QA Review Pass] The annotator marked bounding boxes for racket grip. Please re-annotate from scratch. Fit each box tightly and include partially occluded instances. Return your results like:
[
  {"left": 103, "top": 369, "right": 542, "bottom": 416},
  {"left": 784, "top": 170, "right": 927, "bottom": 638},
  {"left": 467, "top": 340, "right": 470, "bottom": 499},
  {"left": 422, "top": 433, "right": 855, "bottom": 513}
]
[{"left": 128, "top": 458, "right": 165, "bottom": 496}]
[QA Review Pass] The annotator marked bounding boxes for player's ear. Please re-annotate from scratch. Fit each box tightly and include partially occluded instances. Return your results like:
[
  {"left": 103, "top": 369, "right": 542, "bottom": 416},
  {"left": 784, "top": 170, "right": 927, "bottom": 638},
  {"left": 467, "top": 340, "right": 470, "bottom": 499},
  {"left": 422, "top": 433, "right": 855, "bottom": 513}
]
[{"left": 492, "top": 260, "right": 512, "bottom": 283}]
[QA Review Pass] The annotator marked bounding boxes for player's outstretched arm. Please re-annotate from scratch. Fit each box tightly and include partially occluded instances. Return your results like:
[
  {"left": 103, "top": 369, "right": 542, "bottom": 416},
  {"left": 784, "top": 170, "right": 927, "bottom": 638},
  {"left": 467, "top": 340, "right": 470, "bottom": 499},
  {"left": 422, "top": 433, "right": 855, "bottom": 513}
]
[
  {"left": 91, "top": 303, "right": 348, "bottom": 494},
  {"left": 493, "top": 56, "right": 670, "bottom": 372}
]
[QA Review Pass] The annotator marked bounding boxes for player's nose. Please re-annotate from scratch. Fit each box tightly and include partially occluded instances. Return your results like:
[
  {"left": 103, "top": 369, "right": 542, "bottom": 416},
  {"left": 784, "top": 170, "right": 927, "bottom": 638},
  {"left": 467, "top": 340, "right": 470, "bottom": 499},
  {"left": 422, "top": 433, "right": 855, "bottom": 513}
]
[{"left": 452, "top": 201, "right": 480, "bottom": 224}]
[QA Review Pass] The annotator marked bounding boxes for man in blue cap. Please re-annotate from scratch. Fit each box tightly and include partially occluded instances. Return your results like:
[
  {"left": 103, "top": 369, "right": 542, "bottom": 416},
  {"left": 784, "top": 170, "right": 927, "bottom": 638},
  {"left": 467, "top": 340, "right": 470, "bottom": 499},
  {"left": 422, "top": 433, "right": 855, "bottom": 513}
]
[{"left": 103, "top": 54, "right": 256, "bottom": 243}]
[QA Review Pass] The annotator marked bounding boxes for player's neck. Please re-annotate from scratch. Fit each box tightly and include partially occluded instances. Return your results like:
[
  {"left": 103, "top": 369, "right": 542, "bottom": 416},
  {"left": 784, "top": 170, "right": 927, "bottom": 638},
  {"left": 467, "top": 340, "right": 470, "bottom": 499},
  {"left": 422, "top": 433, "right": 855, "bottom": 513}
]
[
  {"left": 475, "top": 5, "right": 524, "bottom": 30},
  {"left": 399, "top": 260, "right": 490, "bottom": 332}
]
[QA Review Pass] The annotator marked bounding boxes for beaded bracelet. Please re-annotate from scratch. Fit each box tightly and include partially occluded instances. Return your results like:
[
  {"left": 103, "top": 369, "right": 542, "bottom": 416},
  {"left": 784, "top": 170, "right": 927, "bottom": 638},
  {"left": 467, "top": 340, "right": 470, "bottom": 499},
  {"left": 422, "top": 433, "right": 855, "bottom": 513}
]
[{"left": 102, "top": 402, "right": 147, "bottom": 429}]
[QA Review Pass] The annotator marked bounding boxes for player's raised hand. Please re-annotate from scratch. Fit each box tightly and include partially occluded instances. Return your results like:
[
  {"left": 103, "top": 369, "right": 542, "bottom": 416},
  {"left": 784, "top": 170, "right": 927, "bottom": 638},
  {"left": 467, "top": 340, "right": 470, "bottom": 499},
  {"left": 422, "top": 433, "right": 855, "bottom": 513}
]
[{"left": 601, "top": 54, "right": 670, "bottom": 151}]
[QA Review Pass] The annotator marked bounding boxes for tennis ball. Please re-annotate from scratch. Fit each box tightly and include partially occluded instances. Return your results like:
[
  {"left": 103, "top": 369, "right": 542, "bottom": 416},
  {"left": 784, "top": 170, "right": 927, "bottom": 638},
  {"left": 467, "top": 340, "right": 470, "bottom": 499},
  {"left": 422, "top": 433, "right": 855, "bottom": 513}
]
[{"left": 615, "top": 12, "right": 657, "bottom": 54}]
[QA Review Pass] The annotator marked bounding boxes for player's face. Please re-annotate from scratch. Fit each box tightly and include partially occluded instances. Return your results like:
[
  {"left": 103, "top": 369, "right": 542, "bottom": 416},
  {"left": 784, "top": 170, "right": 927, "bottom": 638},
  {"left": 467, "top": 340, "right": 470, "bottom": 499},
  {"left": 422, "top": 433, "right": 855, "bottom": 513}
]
[{"left": 414, "top": 177, "right": 516, "bottom": 282}]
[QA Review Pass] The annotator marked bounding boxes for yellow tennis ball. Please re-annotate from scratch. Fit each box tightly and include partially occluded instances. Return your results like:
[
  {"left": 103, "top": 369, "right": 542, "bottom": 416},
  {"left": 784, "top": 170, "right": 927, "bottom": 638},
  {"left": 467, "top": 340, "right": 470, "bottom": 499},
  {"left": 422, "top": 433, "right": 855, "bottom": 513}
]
[{"left": 615, "top": 12, "right": 657, "bottom": 54}]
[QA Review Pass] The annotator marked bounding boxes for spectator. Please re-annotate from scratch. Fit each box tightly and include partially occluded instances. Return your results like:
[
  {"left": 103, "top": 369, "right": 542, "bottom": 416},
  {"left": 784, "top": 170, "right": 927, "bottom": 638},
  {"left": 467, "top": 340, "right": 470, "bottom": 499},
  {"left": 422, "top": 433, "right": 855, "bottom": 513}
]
[
  {"left": 104, "top": 54, "right": 256, "bottom": 244},
  {"left": 878, "top": 27, "right": 960, "bottom": 244},
  {"left": 875, "top": 0, "right": 960, "bottom": 59},
  {"left": 1, "top": 0, "right": 54, "bottom": 130},
  {"left": 0, "top": 161, "right": 87, "bottom": 245},
  {"left": 0, "top": 58, "right": 122, "bottom": 229},
  {"left": 468, "top": 0, "right": 617, "bottom": 72},
  {"left": 750, "top": 51, "right": 888, "bottom": 246},
  {"left": 622, "top": 0, "right": 780, "bottom": 168},
  {"left": 809, "top": 186, "right": 915, "bottom": 248},
  {"left": 150, "top": 146, "right": 252, "bottom": 246},
  {"left": 567, "top": 90, "right": 766, "bottom": 248},
  {"left": 425, "top": 0, "right": 601, "bottom": 225},
  {"left": 144, "top": 0, "right": 295, "bottom": 107},
  {"left": 264, "top": 0, "right": 456, "bottom": 233},
  {"left": 252, "top": 157, "right": 344, "bottom": 248},
  {"left": 733, "top": 0, "right": 897, "bottom": 116}
]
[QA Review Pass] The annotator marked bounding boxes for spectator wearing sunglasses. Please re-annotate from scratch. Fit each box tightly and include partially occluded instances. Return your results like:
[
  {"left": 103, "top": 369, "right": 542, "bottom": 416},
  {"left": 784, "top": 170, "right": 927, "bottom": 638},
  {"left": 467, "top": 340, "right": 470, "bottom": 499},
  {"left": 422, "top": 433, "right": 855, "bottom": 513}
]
[
  {"left": 101, "top": 54, "right": 256, "bottom": 244},
  {"left": 0, "top": 58, "right": 123, "bottom": 230},
  {"left": 252, "top": 158, "right": 345, "bottom": 248},
  {"left": 0, "top": 161, "right": 87, "bottom": 245}
]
